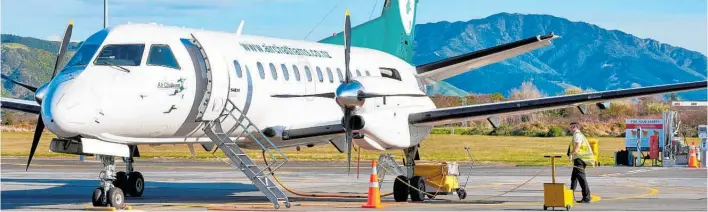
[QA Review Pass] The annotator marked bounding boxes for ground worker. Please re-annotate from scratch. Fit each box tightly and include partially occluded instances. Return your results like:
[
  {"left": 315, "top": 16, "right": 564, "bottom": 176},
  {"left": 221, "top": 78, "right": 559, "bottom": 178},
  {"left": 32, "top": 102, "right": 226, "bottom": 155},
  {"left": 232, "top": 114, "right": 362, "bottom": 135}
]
[{"left": 567, "top": 122, "right": 594, "bottom": 203}]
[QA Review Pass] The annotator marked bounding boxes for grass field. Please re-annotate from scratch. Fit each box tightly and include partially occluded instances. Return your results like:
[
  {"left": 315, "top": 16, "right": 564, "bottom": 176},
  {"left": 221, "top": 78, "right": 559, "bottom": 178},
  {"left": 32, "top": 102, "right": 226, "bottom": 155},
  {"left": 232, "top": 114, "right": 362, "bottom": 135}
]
[{"left": 1, "top": 132, "right": 699, "bottom": 166}]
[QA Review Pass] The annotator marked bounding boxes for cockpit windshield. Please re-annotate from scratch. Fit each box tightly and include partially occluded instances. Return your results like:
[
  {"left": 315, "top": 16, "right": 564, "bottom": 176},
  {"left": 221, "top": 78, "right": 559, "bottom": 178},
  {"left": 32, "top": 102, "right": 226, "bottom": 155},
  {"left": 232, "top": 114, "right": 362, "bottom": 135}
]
[
  {"left": 94, "top": 44, "right": 145, "bottom": 66},
  {"left": 64, "top": 29, "right": 108, "bottom": 68}
]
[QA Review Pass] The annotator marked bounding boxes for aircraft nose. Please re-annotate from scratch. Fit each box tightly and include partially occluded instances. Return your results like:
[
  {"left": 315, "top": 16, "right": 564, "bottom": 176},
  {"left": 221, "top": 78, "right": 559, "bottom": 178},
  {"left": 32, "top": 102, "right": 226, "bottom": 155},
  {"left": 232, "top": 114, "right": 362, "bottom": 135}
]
[{"left": 41, "top": 79, "right": 82, "bottom": 138}]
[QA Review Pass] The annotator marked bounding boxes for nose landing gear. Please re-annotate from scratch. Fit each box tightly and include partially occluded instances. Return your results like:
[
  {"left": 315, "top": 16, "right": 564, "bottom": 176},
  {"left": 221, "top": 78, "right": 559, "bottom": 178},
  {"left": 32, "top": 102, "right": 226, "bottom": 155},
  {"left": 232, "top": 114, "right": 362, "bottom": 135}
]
[{"left": 91, "top": 154, "right": 143, "bottom": 209}]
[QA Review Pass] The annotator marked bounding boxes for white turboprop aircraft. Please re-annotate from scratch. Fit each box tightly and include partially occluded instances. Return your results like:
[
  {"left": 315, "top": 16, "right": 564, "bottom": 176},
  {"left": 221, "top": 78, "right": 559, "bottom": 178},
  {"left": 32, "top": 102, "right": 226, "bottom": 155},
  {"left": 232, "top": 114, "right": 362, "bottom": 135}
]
[{"left": 2, "top": 0, "right": 706, "bottom": 209}]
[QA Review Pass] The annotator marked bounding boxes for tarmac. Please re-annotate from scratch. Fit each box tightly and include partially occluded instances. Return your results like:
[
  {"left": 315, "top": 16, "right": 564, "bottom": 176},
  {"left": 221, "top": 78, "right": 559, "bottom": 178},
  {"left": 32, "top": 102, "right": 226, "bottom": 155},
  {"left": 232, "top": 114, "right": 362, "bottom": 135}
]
[{"left": 1, "top": 157, "right": 706, "bottom": 211}]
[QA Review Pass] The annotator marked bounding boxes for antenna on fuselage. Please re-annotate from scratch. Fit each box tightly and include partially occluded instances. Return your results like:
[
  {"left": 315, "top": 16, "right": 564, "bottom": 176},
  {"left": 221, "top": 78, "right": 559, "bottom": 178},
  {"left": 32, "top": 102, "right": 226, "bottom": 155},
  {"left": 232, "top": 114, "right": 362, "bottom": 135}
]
[
  {"left": 103, "top": 0, "right": 108, "bottom": 28},
  {"left": 236, "top": 20, "right": 245, "bottom": 36}
]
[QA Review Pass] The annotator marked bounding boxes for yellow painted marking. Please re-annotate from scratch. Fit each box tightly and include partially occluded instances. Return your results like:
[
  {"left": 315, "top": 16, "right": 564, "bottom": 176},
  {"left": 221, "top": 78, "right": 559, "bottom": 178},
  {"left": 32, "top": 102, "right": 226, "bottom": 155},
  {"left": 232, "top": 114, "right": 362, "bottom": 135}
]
[
  {"left": 591, "top": 194, "right": 602, "bottom": 202},
  {"left": 603, "top": 185, "right": 659, "bottom": 201},
  {"left": 84, "top": 205, "right": 116, "bottom": 211},
  {"left": 84, "top": 204, "right": 131, "bottom": 211}
]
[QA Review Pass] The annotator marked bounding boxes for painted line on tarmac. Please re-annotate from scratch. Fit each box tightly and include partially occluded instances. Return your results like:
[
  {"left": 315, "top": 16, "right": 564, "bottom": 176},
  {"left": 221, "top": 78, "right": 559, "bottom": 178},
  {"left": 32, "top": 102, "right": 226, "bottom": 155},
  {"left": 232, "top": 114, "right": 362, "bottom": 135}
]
[{"left": 602, "top": 185, "right": 659, "bottom": 201}]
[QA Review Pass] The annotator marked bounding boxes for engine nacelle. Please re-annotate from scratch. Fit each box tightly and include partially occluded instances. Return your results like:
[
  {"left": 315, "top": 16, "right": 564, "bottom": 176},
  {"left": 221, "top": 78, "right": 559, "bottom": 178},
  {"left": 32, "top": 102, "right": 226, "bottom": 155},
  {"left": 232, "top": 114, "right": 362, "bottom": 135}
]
[{"left": 353, "top": 106, "right": 432, "bottom": 151}]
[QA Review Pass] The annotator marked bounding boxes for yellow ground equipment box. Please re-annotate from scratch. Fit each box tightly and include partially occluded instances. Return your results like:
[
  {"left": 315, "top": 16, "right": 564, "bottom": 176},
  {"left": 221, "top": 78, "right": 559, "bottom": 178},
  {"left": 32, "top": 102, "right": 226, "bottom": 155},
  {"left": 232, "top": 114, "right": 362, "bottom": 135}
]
[
  {"left": 543, "top": 155, "right": 573, "bottom": 211},
  {"left": 414, "top": 162, "right": 465, "bottom": 199}
]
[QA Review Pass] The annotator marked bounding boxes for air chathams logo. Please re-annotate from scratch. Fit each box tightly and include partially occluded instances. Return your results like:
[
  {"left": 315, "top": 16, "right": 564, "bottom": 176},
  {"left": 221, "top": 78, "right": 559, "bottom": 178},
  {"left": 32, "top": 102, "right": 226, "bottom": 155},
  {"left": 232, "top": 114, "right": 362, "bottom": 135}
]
[
  {"left": 158, "top": 78, "right": 186, "bottom": 94},
  {"left": 399, "top": 0, "right": 415, "bottom": 35}
]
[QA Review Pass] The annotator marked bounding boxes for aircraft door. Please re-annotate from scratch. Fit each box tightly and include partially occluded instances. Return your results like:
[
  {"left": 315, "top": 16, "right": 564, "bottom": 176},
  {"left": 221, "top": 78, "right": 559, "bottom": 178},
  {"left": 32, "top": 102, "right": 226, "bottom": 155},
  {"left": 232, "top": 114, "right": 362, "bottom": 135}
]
[{"left": 187, "top": 33, "right": 230, "bottom": 121}]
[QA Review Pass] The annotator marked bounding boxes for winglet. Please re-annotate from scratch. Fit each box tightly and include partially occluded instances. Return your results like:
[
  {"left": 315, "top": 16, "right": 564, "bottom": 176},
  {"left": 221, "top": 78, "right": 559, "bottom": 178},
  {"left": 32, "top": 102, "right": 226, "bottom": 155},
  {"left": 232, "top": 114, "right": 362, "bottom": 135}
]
[
  {"left": 69, "top": 20, "right": 74, "bottom": 25},
  {"left": 345, "top": 9, "right": 350, "bottom": 16}
]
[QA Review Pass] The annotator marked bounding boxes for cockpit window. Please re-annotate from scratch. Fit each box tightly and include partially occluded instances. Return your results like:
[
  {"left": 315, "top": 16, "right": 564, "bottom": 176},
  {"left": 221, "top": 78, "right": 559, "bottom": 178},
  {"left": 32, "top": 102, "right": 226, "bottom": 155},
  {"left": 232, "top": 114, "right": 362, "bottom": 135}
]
[
  {"left": 147, "top": 44, "right": 180, "bottom": 69},
  {"left": 94, "top": 44, "right": 145, "bottom": 66},
  {"left": 64, "top": 29, "right": 108, "bottom": 68}
]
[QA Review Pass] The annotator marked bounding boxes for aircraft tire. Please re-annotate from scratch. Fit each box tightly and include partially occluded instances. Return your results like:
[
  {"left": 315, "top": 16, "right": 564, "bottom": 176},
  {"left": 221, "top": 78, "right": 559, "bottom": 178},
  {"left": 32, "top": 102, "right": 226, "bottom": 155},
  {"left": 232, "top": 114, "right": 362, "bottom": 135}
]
[
  {"left": 409, "top": 176, "right": 426, "bottom": 202},
  {"left": 393, "top": 175, "right": 409, "bottom": 202},
  {"left": 126, "top": 172, "right": 144, "bottom": 197},
  {"left": 92, "top": 187, "right": 107, "bottom": 206},
  {"left": 107, "top": 187, "right": 125, "bottom": 209}
]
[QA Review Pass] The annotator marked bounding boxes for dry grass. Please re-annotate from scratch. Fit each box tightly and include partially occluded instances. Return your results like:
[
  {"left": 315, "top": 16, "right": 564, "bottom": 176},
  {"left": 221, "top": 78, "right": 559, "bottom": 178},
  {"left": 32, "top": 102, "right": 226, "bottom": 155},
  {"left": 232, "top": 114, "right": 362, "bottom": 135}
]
[{"left": 1, "top": 132, "right": 700, "bottom": 166}]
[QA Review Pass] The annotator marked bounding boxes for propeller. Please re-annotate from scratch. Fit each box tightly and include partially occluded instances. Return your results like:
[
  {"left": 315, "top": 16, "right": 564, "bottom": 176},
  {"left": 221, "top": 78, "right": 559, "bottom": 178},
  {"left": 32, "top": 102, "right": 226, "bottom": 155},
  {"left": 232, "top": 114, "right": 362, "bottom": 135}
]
[
  {"left": 341, "top": 10, "right": 355, "bottom": 175},
  {"left": 1, "top": 64, "right": 38, "bottom": 92},
  {"left": 25, "top": 20, "right": 74, "bottom": 170}
]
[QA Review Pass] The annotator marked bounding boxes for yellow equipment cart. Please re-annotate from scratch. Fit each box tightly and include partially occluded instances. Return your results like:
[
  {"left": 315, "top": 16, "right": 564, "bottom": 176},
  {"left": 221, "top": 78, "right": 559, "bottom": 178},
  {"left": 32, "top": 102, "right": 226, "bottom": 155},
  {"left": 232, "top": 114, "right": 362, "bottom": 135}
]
[
  {"left": 414, "top": 162, "right": 467, "bottom": 199},
  {"left": 543, "top": 155, "right": 573, "bottom": 211}
]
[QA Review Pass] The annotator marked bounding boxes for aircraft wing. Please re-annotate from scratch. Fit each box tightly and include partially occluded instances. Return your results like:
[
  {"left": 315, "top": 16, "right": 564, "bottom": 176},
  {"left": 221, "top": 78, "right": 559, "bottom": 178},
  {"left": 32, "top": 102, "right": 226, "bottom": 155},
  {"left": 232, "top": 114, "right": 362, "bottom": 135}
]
[
  {"left": 416, "top": 34, "right": 559, "bottom": 83},
  {"left": 409, "top": 81, "right": 707, "bottom": 126},
  {"left": 1, "top": 97, "right": 40, "bottom": 114}
]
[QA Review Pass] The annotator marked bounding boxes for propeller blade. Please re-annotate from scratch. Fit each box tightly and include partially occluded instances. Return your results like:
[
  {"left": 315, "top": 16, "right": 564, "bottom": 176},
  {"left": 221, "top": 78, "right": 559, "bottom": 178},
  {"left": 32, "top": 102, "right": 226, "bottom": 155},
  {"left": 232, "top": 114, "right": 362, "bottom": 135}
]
[
  {"left": 51, "top": 20, "right": 74, "bottom": 78},
  {"left": 26, "top": 117, "right": 45, "bottom": 171},
  {"left": 271, "top": 93, "right": 335, "bottom": 98},
  {"left": 1, "top": 73, "right": 37, "bottom": 92},
  {"left": 358, "top": 93, "right": 428, "bottom": 99},
  {"left": 344, "top": 10, "right": 352, "bottom": 83},
  {"left": 344, "top": 107, "right": 353, "bottom": 175}
]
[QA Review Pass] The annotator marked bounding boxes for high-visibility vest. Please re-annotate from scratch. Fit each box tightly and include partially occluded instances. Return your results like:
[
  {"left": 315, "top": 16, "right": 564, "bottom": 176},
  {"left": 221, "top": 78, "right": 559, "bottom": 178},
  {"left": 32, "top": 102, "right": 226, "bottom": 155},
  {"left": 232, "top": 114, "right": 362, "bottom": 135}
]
[{"left": 569, "top": 131, "right": 595, "bottom": 166}]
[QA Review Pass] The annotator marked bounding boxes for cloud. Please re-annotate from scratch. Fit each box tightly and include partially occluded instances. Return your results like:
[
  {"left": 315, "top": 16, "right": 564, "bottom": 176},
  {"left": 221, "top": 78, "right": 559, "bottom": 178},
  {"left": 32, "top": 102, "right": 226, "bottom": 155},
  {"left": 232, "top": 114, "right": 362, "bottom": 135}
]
[{"left": 46, "top": 35, "right": 61, "bottom": 41}]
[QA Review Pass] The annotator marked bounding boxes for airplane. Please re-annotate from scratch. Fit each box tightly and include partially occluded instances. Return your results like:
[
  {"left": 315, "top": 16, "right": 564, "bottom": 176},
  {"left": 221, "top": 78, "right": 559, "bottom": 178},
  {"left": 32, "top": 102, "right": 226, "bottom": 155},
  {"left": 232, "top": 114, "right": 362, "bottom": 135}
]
[{"left": 1, "top": 0, "right": 706, "bottom": 209}]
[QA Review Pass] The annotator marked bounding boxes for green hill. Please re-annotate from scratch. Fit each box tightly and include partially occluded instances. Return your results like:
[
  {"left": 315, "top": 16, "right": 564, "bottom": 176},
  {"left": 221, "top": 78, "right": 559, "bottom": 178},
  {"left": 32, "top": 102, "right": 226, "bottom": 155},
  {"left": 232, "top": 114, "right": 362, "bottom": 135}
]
[{"left": 1, "top": 35, "right": 76, "bottom": 100}]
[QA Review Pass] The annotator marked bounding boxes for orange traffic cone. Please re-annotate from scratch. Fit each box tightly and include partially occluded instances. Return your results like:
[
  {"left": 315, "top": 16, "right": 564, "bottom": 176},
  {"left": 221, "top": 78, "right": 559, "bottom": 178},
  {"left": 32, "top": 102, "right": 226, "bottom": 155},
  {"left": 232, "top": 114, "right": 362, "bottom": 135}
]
[
  {"left": 688, "top": 146, "right": 699, "bottom": 168},
  {"left": 362, "top": 160, "right": 384, "bottom": 209}
]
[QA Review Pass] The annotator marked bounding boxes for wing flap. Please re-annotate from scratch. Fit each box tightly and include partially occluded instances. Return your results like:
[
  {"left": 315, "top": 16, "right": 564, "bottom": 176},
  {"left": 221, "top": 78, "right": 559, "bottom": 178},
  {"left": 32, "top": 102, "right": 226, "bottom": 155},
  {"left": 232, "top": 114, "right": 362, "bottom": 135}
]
[
  {"left": 416, "top": 34, "right": 558, "bottom": 82},
  {"left": 1, "top": 97, "right": 40, "bottom": 114},
  {"left": 409, "top": 81, "right": 707, "bottom": 126}
]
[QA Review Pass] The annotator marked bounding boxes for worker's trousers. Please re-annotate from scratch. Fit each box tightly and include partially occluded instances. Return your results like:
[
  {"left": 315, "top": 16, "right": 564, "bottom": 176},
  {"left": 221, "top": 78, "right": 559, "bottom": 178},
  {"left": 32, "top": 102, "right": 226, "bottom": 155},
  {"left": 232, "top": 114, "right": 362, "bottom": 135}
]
[{"left": 570, "top": 158, "right": 591, "bottom": 200}]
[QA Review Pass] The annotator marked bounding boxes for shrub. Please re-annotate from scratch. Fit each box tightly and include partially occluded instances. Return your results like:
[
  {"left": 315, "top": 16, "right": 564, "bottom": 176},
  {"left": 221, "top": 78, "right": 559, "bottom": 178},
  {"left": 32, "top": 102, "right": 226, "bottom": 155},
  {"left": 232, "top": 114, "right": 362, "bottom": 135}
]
[
  {"left": 490, "top": 125, "right": 512, "bottom": 136},
  {"left": 546, "top": 126, "right": 566, "bottom": 137},
  {"left": 431, "top": 128, "right": 451, "bottom": 134}
]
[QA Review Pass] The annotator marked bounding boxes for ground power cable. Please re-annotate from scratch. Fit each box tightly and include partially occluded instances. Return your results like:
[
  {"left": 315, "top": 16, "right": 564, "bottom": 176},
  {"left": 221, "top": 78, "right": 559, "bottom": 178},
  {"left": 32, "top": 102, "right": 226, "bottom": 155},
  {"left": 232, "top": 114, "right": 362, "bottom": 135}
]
[{"left": 261, "top": 150, "right": 394, "bottom": 198}]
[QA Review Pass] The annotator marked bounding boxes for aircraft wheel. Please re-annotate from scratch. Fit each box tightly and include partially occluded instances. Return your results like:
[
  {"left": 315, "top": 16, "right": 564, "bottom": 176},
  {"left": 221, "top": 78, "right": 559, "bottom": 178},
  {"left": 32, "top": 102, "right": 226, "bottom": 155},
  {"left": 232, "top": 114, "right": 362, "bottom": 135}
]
[
  {"left": 92, "top": 187, "right": 108, "bottom": 206},
  {"left": 393, "top": 175, "right": 409, "bottom": 202},
  {"left": 107, "top": 187, "right": 125, "bottom": 209},
  {"left": 126, "top": 172, "right": 144, "bottom": 197},
  {"left": 113, "top": 171, "right": 127, "bottom": 193},
  {"left": 409, "top": 176, "right": 426, "bottom": 202},
  {"left": 457, "top": 188, "right": 467, "bottom": 200}
]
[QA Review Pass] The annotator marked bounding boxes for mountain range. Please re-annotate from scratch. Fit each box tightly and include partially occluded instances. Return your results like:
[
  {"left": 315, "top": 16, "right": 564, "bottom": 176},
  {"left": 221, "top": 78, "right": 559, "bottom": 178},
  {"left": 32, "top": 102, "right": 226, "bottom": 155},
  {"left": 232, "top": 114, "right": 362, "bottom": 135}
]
[
  {"left": 415, "top": 13, "right": 706, "bottom": 100},
  {"left": 2, "top": 13, "right": 706, "bottom": 101}
]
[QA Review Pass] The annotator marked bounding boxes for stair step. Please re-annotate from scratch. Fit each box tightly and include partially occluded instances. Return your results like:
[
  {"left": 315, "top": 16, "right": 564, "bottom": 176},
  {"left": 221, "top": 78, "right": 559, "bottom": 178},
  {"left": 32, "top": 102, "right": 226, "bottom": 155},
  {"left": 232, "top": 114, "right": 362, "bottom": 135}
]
[{"left": 202, "top": 100, "right": 289, "bottom": 209}]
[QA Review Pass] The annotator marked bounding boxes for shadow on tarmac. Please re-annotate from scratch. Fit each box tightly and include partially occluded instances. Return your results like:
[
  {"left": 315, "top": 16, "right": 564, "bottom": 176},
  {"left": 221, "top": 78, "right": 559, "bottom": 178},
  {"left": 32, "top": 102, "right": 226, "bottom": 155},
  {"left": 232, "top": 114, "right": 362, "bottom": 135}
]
[{"left": 1, "top": 178, "right": 259, "bottom": 210}]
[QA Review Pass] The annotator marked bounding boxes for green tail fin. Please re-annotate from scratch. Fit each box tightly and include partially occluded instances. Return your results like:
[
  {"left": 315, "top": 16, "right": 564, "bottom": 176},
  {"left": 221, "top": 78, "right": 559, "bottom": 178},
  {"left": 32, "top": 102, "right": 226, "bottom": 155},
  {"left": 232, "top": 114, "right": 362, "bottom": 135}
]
[{"left": 319, "top": 0, "right": 418, "bottom": 64}]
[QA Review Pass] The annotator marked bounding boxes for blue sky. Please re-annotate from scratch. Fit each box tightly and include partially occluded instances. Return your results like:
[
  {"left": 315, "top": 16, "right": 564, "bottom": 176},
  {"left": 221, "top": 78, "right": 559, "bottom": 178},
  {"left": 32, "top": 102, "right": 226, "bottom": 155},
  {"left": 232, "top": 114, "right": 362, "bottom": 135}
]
[{"left": 2, "top": 0, "right": 706, "bottom": 54}]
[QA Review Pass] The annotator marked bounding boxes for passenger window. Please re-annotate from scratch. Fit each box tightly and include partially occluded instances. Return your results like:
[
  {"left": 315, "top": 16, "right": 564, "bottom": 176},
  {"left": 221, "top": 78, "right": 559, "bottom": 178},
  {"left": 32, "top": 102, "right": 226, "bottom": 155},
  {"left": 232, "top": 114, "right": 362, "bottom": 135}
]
[
  {"left": 147, "top": 44, "right": 180, "bottom": 69},
  {"left": 380, "top": 67, "right": 402, "bottom": 81},
  {"left": 305, "top": 66, "right": 313, "bottom": 82},
  {"left": 336, "top": 68, "right": 344, "bottom": 82},
  {"left": 356, "top": 69, "right": 362, "bottom": 77},
  {"left": 326, "top": 68, "right": 334, "bottom": 83},
  {"left": 233, "top": 60, "right": 243, "bottom": 78},
  {"left": 257, "top": 62, "right": 265, "bottom": 79},
  {"left": 316, "top": 67, "right": 324, "bottom": 82},
  {"left": 269, "top": 63, "right": 278, "bottom": 80},
  {"left": 292, "top": 65, "right": 301, "bottom": 81},
  {"left": 95, "top": 44, "right": 145, "bottom": 66},
  {"left": 280, "top": 64, "right": 290, "bottom": 81},
  {"left": 365, "top": 70, "right": 371, "bottom": 76}
]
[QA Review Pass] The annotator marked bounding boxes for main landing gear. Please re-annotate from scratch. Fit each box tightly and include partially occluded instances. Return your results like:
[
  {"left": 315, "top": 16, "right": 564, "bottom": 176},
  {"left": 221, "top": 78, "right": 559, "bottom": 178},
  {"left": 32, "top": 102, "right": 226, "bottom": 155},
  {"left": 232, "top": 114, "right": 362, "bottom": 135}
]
[
  {"left": 392, "top": 146, "right": 428, "bottom": 202},
  {"left": 91, "top": 153, "right": 144, "bottom": 209}
]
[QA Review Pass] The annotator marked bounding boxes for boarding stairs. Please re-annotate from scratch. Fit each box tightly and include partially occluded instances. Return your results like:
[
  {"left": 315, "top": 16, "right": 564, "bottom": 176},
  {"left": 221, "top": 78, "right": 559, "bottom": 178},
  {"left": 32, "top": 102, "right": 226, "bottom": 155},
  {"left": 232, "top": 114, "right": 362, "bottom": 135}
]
[{"left": 203, "top": 99, "right": 290, "bottom": 209}]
